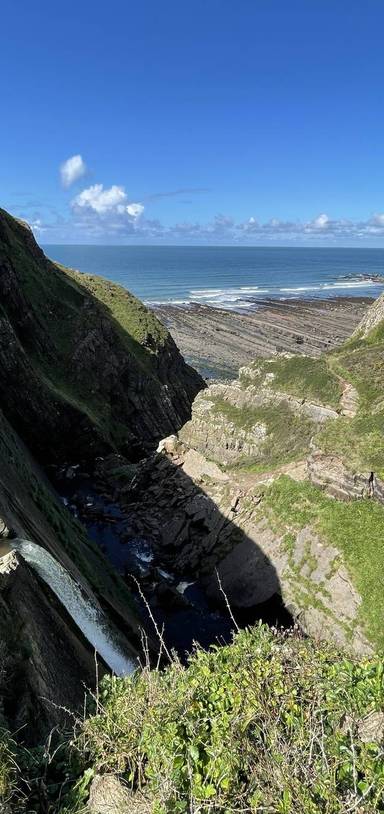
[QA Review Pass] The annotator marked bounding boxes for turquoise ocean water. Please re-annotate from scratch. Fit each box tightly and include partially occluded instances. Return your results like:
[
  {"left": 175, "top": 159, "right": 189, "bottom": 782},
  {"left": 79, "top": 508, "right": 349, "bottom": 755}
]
[{"left": 45, "top": 246, "right": 384, "bottom": 311}]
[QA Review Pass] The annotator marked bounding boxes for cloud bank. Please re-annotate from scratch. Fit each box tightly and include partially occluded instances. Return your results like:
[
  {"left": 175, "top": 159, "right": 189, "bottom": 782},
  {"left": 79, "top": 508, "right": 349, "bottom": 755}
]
[
  {"left": 19, "top": 155, "right": 384, "bottom": 243},
  {"left": 60, "top": 155, "right": 87, "bottom": 188},
  {"left": 31, "top": 207, "right": 384, "bottom": 244}
]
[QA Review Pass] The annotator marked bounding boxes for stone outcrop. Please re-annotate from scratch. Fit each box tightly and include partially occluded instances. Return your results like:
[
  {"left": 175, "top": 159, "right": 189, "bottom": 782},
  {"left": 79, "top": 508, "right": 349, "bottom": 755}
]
[
  {"left": 352, "top": 290, "right": 384, "bottom": 339},
  {"left": 180, "top": 386, "right": 267, "bottom": 465},
  {"left": 180, "top": 377, "right": 338, "bottom": 466},
  {"left": 107, "top": 437, "right": 371, "bottom": 656},
  {"left": 154, "top": 297, "right": 370, "bottom": 378},
  {"left": 308, "top": 446, "right": 384, "bottom": 503},
  {"left": 0, "top": 550, "right": 101, "bottom": 740},
  {"left": 237, "top": 363, "right": 340, "bottom": 421},
  {"left": 0, "top": 207, "right": 205, "bottom": 743}
]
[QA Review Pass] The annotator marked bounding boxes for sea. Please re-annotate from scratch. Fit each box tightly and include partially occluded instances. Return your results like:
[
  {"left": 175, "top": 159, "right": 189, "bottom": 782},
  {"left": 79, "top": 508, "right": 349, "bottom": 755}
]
[{"left": 44, "top": 245, "right": 384, "bottom": 312}]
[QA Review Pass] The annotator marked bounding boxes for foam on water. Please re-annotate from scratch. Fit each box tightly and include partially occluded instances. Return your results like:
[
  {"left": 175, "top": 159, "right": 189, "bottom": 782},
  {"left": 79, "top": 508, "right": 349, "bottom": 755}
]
[
  {"left": 46, "top": 244, "right": 384, "bottom": 315},
  {"left": 168, "top": 277, "right": 383, "bottom": 311}
]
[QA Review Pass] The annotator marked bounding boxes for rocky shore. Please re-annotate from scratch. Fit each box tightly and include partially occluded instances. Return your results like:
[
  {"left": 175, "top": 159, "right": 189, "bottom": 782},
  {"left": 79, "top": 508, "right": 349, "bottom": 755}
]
[{"left": 153, "top": 296, "right": 371, "bottom": 378}]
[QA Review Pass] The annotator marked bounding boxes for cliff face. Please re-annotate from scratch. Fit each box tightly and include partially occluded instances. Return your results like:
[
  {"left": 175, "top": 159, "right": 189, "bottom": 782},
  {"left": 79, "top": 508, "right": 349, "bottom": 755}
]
[
  {"left": 112, "top": 298, "right": 384, "bottom": 657},
  {"left": 0, "top": 208, "right": 203, "bottom": 463},
  {"left": 0, "top": 405, "right": 141, "bottom": 738},
  {"left": 352, "top": 290, "right": 384, "bottom": 339},
  {"left": 0, "top": 208, "right": 205, "bottom": 736}
]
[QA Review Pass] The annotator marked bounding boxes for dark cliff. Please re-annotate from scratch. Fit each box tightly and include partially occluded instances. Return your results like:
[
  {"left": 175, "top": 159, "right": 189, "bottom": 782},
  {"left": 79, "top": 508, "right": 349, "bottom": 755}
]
[
  {"left": 0, "top": 207, "right": 204, "bottom": 737},
  {"left": 0, "top": 403, "right": 147, "bottom": 737},
  {"left": 0, "top": 208, "right": 204, "bottom": 463}
]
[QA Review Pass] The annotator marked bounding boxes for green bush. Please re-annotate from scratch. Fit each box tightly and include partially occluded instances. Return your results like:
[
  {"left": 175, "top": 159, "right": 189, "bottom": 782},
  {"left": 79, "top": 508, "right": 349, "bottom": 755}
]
[{"left": 79, "top": 626, "right": 384, "bottom": 813}]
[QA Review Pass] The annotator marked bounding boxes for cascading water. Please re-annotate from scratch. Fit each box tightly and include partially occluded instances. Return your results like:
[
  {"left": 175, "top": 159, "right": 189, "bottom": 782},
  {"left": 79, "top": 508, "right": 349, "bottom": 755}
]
[{"left": 10, "top": 539, "right": 136, "bottom": 677}]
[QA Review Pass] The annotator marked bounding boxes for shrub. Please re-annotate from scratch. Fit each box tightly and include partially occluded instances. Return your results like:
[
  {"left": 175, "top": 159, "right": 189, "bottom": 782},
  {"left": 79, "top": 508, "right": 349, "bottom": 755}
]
[{"left": 79, "top": 625, "right": 384, "bottom": 813}]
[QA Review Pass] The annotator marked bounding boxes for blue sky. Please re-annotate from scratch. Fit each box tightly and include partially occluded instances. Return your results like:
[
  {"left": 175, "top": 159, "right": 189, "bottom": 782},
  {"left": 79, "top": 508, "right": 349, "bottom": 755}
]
[{"left": 2, "top": 0, "right": 384, "bottom": 245}]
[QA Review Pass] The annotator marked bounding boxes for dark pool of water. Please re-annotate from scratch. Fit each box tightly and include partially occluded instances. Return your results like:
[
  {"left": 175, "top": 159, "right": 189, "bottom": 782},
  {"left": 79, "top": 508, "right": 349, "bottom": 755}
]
[{"left": 54, "top": 470, "right": 291, "bottom": 659}]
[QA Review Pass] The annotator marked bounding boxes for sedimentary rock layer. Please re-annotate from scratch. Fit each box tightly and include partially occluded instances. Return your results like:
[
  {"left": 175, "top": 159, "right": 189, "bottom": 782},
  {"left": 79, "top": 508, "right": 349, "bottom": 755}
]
[{"left": 154, "top": 298, "right": 370, "bottom": 377}]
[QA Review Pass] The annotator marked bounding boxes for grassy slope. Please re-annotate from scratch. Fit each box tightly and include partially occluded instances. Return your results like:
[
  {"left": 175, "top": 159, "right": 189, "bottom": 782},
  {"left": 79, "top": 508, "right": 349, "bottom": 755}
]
[
  {"left": 0, "top": 209, "right": 188, "bottom": 455},
  {"left": 6, "top": 626, "right": 379, "bottom": 814},
  {"left": 203, "top": 356, "right": 341, "bottom": 474},
  {"left": 240, "top": 355, "right": 342, "bottom": 408},
  {"left": 211, "top": 396, "right": 316, "bottom": 471},
  {"left": 203, "top": 309, "right": 384, "bottom": 655},
  {"left": 231, "top": 315, "right": 384, "bottom": 477},
  {"left": 318, "top": 323, "right": 384, "bottom": 476},
  {"left": 64, "top": 269, "right": 168, "bottom": 353},
  {"left": 260, "top": 476, "right": 384, "bottom": 650},
  {"left": 317, "top": 412, "right": 384, "bottom": 479}
]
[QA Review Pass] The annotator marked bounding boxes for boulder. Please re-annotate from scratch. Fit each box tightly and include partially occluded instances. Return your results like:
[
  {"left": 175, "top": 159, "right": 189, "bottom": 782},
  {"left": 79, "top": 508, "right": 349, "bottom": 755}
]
[{"left": 88, "top": 775, "right": 151, "bottom": 814}]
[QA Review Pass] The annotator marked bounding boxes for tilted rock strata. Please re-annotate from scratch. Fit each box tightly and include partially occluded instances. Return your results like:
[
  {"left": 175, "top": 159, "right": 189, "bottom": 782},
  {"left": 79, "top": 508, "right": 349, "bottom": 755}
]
[
  {"left": 109, "top": 437, "right": 371, "bottom": 657},
  {"left": 154, "top": 297, "right": 370, "bottom": 377},
  {"left": 308, "top": 446, "right": 384, "bottom": 503},
  {"left": 180, "top": 378, "right": 338, "bottom": 466}
]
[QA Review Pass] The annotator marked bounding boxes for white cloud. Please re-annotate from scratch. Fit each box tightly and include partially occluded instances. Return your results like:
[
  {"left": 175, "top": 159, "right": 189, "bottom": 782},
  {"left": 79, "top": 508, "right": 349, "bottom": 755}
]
[
  {"left": 29, "top": 218, "right": 45, "bottom": 234},
  {"left": 73, "top": 183, "right": 126, "bottom": 213},
  {"left": 310, "top": 213, "right": 330, "bottom": 230},
  {"left": 371, "top": 213, "right": 384, "bottom": 227},
  {"left": 60, "top": 155, "right": 87, "bottom": 188},
  {"left": 126, "top": 202, "right": 144, "bottom": 218},
  {"left": 71, "top": 184, "right": 145, "bottom": 224}
]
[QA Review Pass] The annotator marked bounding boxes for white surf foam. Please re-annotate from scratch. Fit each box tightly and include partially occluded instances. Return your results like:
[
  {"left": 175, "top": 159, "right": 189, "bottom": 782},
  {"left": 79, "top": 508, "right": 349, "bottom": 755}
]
[{"left": 145, "top": 276, "right": 383, "bottom": 311}]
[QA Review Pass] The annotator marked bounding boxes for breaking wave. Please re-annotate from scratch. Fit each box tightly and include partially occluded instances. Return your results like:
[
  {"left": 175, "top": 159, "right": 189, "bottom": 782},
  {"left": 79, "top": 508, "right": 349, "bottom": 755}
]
[{"left": 146, "top": 276, "right": 383, "bottom": 312}]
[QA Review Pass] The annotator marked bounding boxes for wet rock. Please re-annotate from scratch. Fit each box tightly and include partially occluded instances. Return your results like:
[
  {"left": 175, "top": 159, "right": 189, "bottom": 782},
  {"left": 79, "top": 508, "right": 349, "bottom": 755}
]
[
  {"left": 157, "top": 582, "right": 190, "bottom": 610},
  {"left": 0, "top": 517, "right": 10, "bottom": 538},
  {"left": 154, "top": 298, "right": 369, "bottom": 378},
  {"left": 204, "top": 532, "right": 280, "bottom": 608},
  {"left": 161, "top": 515, "right": 190, "bottom": 548},
  {"left": 65, "top": 464, "right": 80, "bottom": 480}
]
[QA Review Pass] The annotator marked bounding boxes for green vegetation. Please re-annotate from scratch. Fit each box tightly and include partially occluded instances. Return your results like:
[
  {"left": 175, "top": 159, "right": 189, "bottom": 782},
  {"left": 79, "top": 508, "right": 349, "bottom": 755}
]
[
  {"left": 314, "top": 320, "right": 384, "bottom": 475},
  {"left": 329, "top": 345, "right": 384, "bottom": 413},
  {"left": 240, "top": 355, "right": 342, "bottom": 408},
  {"left": 67, "top": 270, "right": 168, "bottom": 352},
  {"left": 233, "top": 300, "right": 384, "bottom": 480},
  {"left": 67, "top": 626, "right": 384, "bottom": 813},
  {"left": 211, "top": 396, "right": 316, "bottom": 470},
  {"left": 4, "top": 627, "right": 384, "bottom": 812},
  {"left": 260, "top": 476, "right": 384, "bottom": 649},
  {"left": 318, "top": 413, "right": 384, "bottom": 479}
]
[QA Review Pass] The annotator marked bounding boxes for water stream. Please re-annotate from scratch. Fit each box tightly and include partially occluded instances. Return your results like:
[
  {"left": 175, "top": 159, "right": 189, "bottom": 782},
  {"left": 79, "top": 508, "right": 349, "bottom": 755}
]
[
  {"left": 57, "top": 475, "right": 237, "bottom": 655},
  {"left": 9, "top": 538, "right": 136, "bottom": 677}
]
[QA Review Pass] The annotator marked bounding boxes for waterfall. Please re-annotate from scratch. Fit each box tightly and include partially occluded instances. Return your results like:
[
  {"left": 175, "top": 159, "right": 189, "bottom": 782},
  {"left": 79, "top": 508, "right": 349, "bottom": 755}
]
[{"left": 10, "top": 539, "right": 136, "bottom": 677}]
